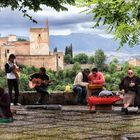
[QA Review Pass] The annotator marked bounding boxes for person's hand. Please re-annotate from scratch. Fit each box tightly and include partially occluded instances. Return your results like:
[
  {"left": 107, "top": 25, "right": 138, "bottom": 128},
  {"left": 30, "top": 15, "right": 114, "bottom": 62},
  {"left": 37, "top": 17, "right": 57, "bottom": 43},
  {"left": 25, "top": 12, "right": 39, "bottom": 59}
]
[
  {"left": 129, "top": 82, "right": 135, "bottom": 87},
  {"left": 121, "top": 89, "right": 125, "bottom": 95},
  {"left": 92, "top": 80, "right": 96, "bottom": 84}
]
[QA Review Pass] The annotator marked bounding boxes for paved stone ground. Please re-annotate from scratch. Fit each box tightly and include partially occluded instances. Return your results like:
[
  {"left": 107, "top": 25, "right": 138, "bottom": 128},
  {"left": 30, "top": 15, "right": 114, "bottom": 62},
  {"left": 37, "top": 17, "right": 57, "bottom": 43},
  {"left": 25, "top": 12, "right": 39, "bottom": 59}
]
[{"left": 0, "top": 106, "right": 140, "bottom": 140}]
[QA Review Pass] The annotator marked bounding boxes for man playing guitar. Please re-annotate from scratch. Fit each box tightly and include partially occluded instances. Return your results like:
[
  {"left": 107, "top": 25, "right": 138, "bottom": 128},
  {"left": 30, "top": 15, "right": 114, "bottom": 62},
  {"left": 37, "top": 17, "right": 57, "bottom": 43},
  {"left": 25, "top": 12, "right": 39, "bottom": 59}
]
[{"left": 29, "top": 67, "right": 50, "bottom": 105}]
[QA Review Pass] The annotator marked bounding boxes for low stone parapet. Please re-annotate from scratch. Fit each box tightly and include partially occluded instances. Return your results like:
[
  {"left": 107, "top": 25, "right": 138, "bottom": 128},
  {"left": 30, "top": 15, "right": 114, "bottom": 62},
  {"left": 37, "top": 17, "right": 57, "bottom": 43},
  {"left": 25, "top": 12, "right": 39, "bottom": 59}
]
[
  {"left": 18, "top": 91, "right": 77, "bottom": 105},
  {"left": 18, "top": 91, "right": 123, "bottom": 105}
]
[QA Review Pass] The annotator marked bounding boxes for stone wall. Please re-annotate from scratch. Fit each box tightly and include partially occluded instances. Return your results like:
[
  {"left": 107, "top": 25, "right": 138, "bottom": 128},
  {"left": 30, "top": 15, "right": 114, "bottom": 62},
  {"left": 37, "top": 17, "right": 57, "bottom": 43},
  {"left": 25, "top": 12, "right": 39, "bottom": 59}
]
[
  {"left": 16, "top": 53, "right": 64, "bottom": 71},
  {"left": 18, "top": 91, "right": 123, "bottom": 105},
  {"left": 18, "top": 91, "right": 77, "bottom": 105},
  {"left": 15, "top": 41, "right": 30, "bottom": 55}
]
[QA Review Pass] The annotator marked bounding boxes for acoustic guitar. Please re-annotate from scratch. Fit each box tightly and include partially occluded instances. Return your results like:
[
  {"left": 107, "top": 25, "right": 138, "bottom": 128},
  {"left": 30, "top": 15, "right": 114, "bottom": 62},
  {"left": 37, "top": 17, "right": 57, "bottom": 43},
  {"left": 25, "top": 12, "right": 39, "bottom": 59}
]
[
  {"left": 29, "top": 78, "right": 51, "bottom": 89},
  {"left": 13, "top": 64, "right": 20, "bottom": 79}
]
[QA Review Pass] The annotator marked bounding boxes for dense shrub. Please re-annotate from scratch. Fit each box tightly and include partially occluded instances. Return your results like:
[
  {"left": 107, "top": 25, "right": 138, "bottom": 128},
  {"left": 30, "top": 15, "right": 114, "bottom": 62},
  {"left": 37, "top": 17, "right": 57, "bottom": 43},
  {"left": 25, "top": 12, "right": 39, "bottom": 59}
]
[{"left": 1, "top": 63, "right": 140, "bottom": 92}]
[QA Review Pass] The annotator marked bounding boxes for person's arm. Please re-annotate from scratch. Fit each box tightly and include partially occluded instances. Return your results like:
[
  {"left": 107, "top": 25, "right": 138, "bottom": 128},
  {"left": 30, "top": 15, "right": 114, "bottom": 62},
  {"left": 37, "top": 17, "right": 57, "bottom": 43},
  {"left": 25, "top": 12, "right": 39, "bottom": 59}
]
[
  {"left": 134, "top": 76, "right": 140, "bottom": 86},
  {"left": 87, "top": 73, "right": 92, "bottom": 83},
  {"left": 92, "top": 73, "right": 105, "bottom": 84},
  {"left": 29, "top": 73, "right": 37, "bottom": 81},
  {"left": 119, "top": 78, "right": 125, "bottom": 90},
  {"left": 43, "top": 75, "right": 52, "bottom": 85},
  {"left": 5, "top": 63, "right": 13, "bottom": 73},
  {"left": 77, "top": 73, "right": 88, "bottom": 87}
]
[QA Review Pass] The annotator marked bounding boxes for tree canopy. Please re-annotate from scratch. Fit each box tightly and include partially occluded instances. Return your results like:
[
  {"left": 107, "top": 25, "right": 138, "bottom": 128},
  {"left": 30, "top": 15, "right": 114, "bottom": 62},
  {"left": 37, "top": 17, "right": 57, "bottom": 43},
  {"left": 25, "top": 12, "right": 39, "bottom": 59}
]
[
  {"left": 76, "top": 0, "right": 140, "bottom": 47},
  {"left": 2, "top": 0, "right": 75, "bottom": 22},
  {"left": 94, "top": 49, "right": 106, "bottom": 70}
]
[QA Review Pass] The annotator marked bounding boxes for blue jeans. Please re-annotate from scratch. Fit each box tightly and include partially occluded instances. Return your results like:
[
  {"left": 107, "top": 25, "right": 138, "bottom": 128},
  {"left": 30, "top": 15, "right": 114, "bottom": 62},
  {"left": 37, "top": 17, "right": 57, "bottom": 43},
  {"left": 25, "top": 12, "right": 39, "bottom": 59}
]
[
  {"left": 35, "top": 86, "right": 49, "bottom": 104},
  {"left": 73, "top": 85, "right": 87, "bottom": 104}
]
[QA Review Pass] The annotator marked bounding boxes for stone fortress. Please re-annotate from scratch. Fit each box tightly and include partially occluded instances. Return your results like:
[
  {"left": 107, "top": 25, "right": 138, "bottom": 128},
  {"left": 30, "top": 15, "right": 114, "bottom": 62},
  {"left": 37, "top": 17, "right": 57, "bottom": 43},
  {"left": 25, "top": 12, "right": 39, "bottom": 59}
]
[{"left": 0, "top": 21, "right": 64, "bottom": 71}]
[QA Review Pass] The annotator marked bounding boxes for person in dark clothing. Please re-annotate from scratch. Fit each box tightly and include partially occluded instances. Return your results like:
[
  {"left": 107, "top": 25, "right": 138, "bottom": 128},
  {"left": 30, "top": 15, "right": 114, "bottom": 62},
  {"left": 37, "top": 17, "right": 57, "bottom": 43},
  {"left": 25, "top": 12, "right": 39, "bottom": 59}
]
[
  {"left": 119, "top": 68, "right": 139, "bottom": 115},
  {"left": 0, "top": 87, "right": 13, "bottom": 119},
  {"left": 29, "top": 67, "right": 50, "bottom": 104},
  {"left": 135, "top": 78, "right": 140, "bottom": 114},
  {"left": 5, "top": 54, "right": 20, "bottom": 106},
  {"left": 73, "top": 69, "right": 90, "bottom": 105}
]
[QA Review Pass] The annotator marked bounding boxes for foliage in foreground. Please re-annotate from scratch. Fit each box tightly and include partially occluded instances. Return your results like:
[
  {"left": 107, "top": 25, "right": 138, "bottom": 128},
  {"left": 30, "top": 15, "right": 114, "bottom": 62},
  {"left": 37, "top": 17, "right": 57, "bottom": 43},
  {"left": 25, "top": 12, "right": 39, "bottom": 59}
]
[{"left": 76, "top": 0, "right": 140, "bottom": 47}]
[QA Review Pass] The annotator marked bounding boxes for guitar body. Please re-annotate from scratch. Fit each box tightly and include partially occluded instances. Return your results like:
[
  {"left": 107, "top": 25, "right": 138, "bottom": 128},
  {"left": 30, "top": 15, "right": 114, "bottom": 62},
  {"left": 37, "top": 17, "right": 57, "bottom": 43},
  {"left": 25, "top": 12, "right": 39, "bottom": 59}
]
[
  {"left": 29, "top": 78, "right": 43, "bottom": 89},
  {"left": 13, "top": 64, "right": 20, "bottom": 79}
]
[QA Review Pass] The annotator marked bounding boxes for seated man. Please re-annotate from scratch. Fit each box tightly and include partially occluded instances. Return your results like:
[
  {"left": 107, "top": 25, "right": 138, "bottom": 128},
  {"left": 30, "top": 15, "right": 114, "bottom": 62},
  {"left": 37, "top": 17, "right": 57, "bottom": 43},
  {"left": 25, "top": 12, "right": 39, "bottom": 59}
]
[
  {"left": 87, "top": 68, "right": 105, "bottom": 99},
  {"left": 73, "top": 69, "right": 90, "bottom": 105},
  {"left": 0, "top": 87, "right": 13, "bottom": 120},
  {"left": 29, "top": 67, "right": 50, "bottom": 105}
]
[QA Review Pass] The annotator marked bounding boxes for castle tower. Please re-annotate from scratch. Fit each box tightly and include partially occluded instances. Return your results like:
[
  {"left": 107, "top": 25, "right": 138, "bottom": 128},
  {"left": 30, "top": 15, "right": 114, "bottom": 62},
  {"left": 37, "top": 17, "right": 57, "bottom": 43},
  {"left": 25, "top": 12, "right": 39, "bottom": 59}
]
[{"left": 29, "top": 21, "right": 49, "bottom": 55}]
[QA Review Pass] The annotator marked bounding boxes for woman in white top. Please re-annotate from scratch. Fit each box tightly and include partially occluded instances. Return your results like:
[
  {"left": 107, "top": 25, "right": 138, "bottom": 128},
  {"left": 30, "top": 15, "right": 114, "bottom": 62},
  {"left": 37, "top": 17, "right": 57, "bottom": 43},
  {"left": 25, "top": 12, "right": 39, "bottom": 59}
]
[
  {"left": 5, "top": 54, "right": 20, "bottom": 106},
  {"left": 73, "top": 69, "right": 90, "bottom": 105}
]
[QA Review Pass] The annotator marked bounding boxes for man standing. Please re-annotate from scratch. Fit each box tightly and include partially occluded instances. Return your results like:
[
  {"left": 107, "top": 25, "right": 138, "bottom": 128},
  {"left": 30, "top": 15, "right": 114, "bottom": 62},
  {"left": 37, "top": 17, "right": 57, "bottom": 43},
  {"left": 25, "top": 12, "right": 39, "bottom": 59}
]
[
  {"left": 5, "top": 54, "right": 20, "bottom": 106},
  {"left": 29, "top": 67, "right": 50, "bottom": 104}
]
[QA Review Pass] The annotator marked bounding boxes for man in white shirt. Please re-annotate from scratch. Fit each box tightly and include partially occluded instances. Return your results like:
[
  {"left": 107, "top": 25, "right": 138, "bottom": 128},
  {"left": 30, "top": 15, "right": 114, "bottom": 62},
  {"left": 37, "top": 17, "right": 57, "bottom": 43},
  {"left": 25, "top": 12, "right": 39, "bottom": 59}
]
[{"left": 73, "top": 69, "right": 90, "bottom": 105}]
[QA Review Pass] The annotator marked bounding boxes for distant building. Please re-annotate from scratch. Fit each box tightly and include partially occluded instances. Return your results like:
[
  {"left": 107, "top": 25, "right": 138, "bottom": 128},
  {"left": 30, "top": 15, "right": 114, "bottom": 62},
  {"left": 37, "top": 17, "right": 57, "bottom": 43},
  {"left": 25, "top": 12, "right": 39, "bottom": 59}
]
[
  {"left": 128, "top": 58, "right": 140, "bottom": 66},
  {"left": 0, "top": 21, "right": 64, "bottom": 71}
]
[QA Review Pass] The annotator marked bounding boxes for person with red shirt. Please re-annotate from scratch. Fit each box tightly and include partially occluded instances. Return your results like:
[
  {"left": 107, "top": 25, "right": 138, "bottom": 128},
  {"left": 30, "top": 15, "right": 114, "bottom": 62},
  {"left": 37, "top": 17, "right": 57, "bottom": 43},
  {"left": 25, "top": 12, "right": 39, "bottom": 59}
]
[{"left": 86, "top": 68, "right": 105, "bottom": 99}]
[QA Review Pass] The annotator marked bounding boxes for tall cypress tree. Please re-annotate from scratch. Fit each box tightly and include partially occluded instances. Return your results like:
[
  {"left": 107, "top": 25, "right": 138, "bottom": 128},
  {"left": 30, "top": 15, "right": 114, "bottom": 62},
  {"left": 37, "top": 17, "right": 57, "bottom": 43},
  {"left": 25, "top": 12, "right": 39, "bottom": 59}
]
[{"left": 65, "top": 46, "right": 68, "bottom": 56}]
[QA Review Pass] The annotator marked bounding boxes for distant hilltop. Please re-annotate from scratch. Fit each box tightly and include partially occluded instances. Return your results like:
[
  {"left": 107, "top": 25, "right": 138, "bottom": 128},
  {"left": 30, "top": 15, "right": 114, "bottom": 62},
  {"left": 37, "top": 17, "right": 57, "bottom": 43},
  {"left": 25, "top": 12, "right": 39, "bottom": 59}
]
[{"left": 50, "top": 33, "right": 140, "bottom": 62}]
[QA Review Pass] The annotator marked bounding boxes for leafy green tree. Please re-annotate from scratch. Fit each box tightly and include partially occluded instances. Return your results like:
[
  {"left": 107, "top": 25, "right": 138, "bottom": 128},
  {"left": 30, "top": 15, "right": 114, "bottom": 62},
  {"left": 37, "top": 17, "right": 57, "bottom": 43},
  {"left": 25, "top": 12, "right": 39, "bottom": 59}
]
[
  {"left": 76, "top": 0, "right": 140, "bottom": 47},
  {"left": 65, "top": 44, "right": 73, "bottom": 58},
  {"left": 70, "top": 43, "right": 73, "bottom": 58},
  {"left": 73, "top": 53, "right": 88, "bottom": 64},
  {"left": 2, "top": 0, "right": 75, "bottom": 22},
  {"left": 72, "top": 62, "right": 81, "bottom": 72},
  {"left": 121, "top": 61, "right": 129, "bottom": 72},
  {"left": 65, "top": 46, "right": 68, "bottom": 56},
  {"left": 88, "top": 55, "right": 94, "bottom": 64},
  {"left": 94, "top": 49, "right": 106, "bottom": 70},
  {"left": 64, "top": 54, "right": 73, "bottom": 64},
  {"left": 108, "top": 58, "right": 119, "bottom": 73},
  {"left": 18, "top": 38, "right": 27, "bottom": 41}
]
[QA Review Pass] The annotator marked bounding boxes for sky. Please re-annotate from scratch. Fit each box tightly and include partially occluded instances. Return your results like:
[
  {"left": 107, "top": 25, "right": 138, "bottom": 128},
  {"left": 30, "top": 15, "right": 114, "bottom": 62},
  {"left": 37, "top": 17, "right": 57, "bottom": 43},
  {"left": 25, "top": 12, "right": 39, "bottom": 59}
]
[
  {"left": 0, "top": 5, "right": 113, "bottom": 38},
  {"left": 0, "top": 4, "right": 140, "bottom": 62}
]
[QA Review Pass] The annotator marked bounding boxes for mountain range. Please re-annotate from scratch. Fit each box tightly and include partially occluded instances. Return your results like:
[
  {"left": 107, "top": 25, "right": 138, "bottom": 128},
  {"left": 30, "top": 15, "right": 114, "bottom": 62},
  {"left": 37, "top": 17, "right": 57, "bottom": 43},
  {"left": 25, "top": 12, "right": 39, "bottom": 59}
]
[
  {"left": 50, "top": 33, "right": 140, "bottom": 62},
  {"left": 18, "top": 33, "right": 140, "bottom": 62}
]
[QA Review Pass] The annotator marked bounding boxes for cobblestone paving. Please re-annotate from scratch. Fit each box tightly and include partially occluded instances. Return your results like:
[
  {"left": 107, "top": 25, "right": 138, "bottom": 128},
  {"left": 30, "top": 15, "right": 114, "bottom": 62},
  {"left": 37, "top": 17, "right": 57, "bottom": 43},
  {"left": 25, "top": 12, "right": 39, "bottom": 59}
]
[{"left": 0, "top": 106, "right": 140, "bottom": 140}]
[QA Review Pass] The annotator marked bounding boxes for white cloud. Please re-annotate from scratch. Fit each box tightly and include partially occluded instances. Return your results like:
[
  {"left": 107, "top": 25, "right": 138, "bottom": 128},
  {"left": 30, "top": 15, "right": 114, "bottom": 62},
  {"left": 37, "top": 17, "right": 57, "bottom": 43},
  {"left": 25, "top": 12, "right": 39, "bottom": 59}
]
[
  {"left": 98, "top": 33, "right": 114, "bottom": 39},
  {"left": 0, "top": 5, "right": 113, "bottom": 38}
]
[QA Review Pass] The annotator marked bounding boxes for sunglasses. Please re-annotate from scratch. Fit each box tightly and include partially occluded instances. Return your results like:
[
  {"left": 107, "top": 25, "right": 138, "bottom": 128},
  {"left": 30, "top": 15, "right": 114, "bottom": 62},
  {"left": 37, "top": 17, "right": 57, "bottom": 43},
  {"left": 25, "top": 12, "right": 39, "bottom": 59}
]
[{"left": 128, "top": 72, "right": 133, "bottom": 75}]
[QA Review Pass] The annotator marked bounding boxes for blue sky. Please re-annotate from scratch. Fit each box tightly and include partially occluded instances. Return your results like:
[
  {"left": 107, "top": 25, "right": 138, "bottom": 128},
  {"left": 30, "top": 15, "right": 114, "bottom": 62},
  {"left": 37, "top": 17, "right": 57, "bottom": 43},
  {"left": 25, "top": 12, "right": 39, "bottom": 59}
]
[{"left": 0, "top": 5, "right": 113, "bottom": 38}]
